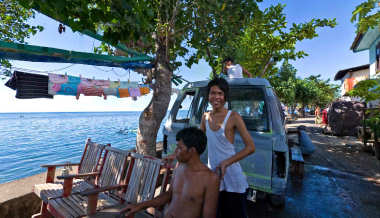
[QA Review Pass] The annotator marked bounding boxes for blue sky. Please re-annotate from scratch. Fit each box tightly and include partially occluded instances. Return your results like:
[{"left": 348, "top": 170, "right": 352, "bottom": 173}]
[{"left": 0, "top": 0, "right": 369, "bottom": 112}]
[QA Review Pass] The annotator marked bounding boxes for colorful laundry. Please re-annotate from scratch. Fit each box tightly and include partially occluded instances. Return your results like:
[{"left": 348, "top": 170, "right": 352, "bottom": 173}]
[
  {"left": 118, "top": 88, "right": 130, "bottom": 98},
  {"left": 48, "top": 73, "right": 68, "bottom": 84},
  {"left": 5, "top": 71, "right": 53, "bottom": 99},
  {"left": 129, "top": 87, "right": 141, "bottom": 97},
  {"left": 6, "top": 71, "right": 151, "bottom": 100},
  {"left": 103, "top": 88, "right": 117, "bottom": 95},
  {"left": 49, "top": 75, "right": 81, "bottom": 96},
  {"left": 119, "top": 81, "right": 138, "bottom": 88},
  {"left": 109, "top": 81, "right": 121, "bottom": 88},
  {"left": 79, "top": 78, "right": 110, "bottom": 88},
  {"left": 140, "top": 87, "right": 150, "bottom": 95},
  {"left": 81, "top": 86, "right": 104, "bottom": 96}
]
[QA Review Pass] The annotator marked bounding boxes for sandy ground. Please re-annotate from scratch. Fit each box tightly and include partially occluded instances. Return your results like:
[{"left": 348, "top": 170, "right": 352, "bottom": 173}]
[{"left": 287, "top": 116, "right": 380, "bottom": 184}]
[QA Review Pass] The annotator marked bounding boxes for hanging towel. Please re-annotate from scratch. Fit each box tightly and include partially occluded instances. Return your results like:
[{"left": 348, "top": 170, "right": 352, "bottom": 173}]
[
  {"left": 79, "top": 78, "right": 110, "bottom": 88},
  {"left": 140, "top": 87, "right": 150, "bottom": 95},
  {"left": 77, "top": 78, "right": 108, "bottom": 99},
  {"left": 119, "top": 81, "right": 138, "bottom": 88},
  {"left": 5, "top": 71, "right": 53, "bottom": 99},
  {"left": 118, "top": 88, "right": 130, "bottom": 97},
  {"left": 103, "top": 88, "right": 118, "bottom": 97},
  {"left": 79, "top": 86, "right": 105, "bottom": 99},
  {"left": 93, "top": 79, "right": 110, "bottom": 88},
  {"left": 109, "top": 81, "right": 121, "bottom": 88},
  {"left": 129, "top": 87, "right": 141, "bottom": 97},
  {"left": 50, "top": 75, "right": 80, "bottom": 96},
  {"left": 48, "top": 73, "right": 68, "bottom": 84}
]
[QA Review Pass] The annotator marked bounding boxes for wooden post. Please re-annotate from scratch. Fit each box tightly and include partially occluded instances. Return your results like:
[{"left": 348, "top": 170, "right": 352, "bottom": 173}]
[
  {"left": 87, "top": 194, "right": 99, "bottom": 215},
  {"left": 46, "top": 167, "right": 56, "bottom": 183},
  {"left": 63, "top": 178, "right": 73, "bottom": 197}
]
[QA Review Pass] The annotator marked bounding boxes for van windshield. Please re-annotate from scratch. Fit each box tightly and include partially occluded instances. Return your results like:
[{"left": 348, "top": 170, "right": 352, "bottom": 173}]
[
  {"left": 229, "top": 87, "right": 268, "bottom": 132},
  {"left": 196, "top": 87, "right": 269, "bottom": 132}
]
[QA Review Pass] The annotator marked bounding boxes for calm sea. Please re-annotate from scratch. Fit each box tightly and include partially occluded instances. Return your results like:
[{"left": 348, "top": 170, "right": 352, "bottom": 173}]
[{"left": 0, "top": 111, "right": 166, "bottom": 184}]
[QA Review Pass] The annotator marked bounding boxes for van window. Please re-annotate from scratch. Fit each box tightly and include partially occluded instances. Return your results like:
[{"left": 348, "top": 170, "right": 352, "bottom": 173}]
[
  {"left": 229, "top": 87, "right": 268, "bottom": 131},
  {"left": 175, "top": 91, "right": 195, "bottom": 122},
  {"left": 197, "top": 87, "right": 269, "bottom": 131}
]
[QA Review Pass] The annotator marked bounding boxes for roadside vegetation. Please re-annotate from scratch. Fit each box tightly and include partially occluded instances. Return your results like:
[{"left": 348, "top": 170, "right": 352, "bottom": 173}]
[{"left": 269, "top": 61, "right": 339, "bottom": 115}]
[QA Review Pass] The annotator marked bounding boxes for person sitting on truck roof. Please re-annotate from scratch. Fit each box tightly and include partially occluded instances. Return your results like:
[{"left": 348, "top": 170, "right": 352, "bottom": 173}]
[
  {"left": 200, "top": 77, "right": 255, "bottom": 218},
  {"left": 222, "top": 57, "right": 252, "bottom": 79},
  {"left": 122, "top": 127, "right": 220, "bottom": 218}
]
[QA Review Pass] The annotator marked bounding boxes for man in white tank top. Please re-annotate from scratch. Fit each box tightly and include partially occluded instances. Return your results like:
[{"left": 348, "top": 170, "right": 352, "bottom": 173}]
[
  {"left": 200, "top": 78, "right": 255, "bottom": 218},
  {"left": 222, "top": 57, "right": 251, "bottom": 79}
]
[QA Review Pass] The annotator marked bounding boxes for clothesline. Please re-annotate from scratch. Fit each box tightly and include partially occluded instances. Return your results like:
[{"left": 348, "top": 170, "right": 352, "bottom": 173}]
[{"left": 10, "top": 65, "right": 130, "bottom": 79}]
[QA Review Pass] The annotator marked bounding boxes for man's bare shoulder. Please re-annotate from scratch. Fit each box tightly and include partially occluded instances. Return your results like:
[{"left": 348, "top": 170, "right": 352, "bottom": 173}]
[
  {"left": 230, "top": 111, "right": 242, "bottom": 118},
  {"left": 230, "top": 111, "right": 244, "bottom": 123},
  {"left": 198, "top": 164, "right": 219, "bottom": 184}
]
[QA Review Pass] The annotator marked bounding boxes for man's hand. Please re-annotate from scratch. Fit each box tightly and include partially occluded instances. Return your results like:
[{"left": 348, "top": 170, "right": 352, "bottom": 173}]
[
  {"left": 216, "top": 160, "right": 229, "bottom": 179},
  {"left": 121, "top": 203, "right": 142, "bottom": 217},
  {"left": 163, "top": 153, "right": 177, "bottom": 168}
]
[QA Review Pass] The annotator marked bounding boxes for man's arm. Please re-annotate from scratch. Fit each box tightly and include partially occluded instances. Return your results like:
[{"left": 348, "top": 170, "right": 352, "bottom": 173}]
[
  {"left": 218, "top": 112, "right": 255, "bottom": 177},
  {"left": 123, "top": 174, "right": 174, "bottom": 216},
  {"left": 242, "top": 67, "right": 252, "bottom": 78},
  {"left": 202, "top": 173, "right": 220, "bottom": 218},
  {"left": 200, "top": 113, "right": 206, "bottom": 132}
]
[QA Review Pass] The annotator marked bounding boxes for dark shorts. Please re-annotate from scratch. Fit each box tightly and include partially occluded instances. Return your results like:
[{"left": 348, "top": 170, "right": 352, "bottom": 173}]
[{"left": 217, "top": 191, "right": 248, "bottom": 218}]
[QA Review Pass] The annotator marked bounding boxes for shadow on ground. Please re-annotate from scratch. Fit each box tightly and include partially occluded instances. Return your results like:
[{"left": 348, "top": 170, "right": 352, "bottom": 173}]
[{"left": 247, "top": 165, "right": 380, "bottom": 218}]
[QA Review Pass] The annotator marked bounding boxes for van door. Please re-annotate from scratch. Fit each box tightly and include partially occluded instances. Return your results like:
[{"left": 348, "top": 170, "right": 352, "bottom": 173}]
[
  {"left": 229, "top": 86, "right": 273, "bottom": 193},
  {"left": 163, "top": 89, "right": 199, "bottom": 153}
]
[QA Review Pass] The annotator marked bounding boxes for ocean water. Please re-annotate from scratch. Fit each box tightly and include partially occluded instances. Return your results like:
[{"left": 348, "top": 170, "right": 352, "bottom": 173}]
[{"left": 0, "top": 111, "right": 166, "bottom": 184}]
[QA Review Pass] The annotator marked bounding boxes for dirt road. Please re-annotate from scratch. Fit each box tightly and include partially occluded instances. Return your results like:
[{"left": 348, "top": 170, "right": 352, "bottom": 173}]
[{"left": 247, "top": 117, "right": 380, "bottom": 218}]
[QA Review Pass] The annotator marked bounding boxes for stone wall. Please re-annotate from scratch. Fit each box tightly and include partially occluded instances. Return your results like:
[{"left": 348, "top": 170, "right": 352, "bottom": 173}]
[
  {"left": 0, "top": 173, "right": 46, "bottom": 218},
  {"left": 0, "top": 193, "right": 41, "bottom": 218}
]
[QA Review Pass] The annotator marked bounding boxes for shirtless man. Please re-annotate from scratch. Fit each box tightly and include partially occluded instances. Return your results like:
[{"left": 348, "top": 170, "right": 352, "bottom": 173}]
[
  {"left": 200, "top": 77, "right": 255, "bottom": 218},
  {"left": 122, "top": 127, "right": 220, "bottom": 218}
]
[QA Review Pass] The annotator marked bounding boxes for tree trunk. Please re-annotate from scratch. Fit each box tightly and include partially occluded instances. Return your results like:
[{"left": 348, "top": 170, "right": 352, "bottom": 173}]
[{"left": 136, "top": 37, "right": 172, "bottom": 156}]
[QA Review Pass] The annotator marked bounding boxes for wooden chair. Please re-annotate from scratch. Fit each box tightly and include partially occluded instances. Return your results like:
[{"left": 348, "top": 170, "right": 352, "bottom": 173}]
[
  {"left": 44, "top": 147, "right": 130, "bottom": 218},
  {"left": 32, "top": 138, "right": 109, "bottom": 218},
  {"left": 46, "top": 152, "right": 171, "bottom": 218}
]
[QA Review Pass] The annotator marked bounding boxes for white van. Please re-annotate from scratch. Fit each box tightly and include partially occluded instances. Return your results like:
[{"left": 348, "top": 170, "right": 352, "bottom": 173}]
[{"left": 163, "top": 78, "right": 288, "bottom": 204}]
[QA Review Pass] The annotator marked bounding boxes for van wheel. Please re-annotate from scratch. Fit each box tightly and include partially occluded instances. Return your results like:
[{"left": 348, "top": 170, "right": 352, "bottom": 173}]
[{"left": 269, "top": 194, "right": 285, "bottom": 207}]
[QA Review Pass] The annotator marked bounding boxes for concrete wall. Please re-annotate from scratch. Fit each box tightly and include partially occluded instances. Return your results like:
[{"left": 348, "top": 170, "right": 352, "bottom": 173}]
[
  {"left": 0, "top": 173, "right": 45, "bottom": 218},
  {"left": 0, "top": 193, "right": 41, "bottom": 218},
  {"left": 339, "top": 68, "right": 369, "bottom": 97},
  {"left": 369, "top": 35, "right": 380, "bottom": 79}
]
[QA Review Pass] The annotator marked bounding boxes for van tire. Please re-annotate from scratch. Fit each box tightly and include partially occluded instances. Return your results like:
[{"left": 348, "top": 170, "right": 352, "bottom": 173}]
[{"left": 269, "top": 194, "right": 285, "bottom": 207}]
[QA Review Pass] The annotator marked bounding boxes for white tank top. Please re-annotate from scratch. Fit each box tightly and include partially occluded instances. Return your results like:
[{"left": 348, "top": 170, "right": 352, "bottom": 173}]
[
  {"left": 227, "top": 64, "right": 243, "bottom": 79},
  {"left": 206, "top": 110, "right": 248, "bottom": 193}
]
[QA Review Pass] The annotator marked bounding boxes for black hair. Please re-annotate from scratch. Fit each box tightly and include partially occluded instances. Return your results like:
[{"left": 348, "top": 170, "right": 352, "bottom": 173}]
[
  {"left": 176, "top": 127, "right": 207, "bottom": 155},
  {"left": 207, "top": 77, "right": 229, "bottom": 101},
  {"left": 223, "top": 57, "right": 234, "bottom": 63}
]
